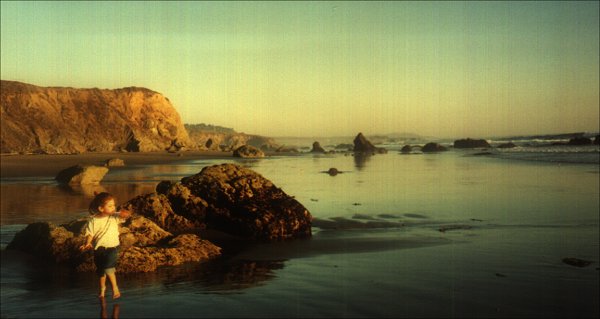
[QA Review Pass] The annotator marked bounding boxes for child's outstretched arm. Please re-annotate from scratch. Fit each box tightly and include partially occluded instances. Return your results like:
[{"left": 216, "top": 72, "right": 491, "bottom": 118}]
[
  {"left": 117, "top": 209, "right": 132, "bottom": 220},
  {"left": 80, "top": 235, "right": 93, "bottom": 251}
]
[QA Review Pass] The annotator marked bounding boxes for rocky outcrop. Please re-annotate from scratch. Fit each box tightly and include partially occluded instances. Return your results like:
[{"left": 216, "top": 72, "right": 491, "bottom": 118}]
[
  {"left": 310, "top": 142, "right": 326, "bottom": 153},
  {"left": 233, "top": 145, "right": 265, "bottom": 158},
  {"left": 185, "top": 124, "right": 280, "bottom": 152},
  {"left": 6, "top": 216, "right": 221, "bottom": 273},
  {"left": 55, "top": 165, "right": 108, "bottom": 185},
  {"left": 454, "top": 138, "right": 491, "bottom": 149},
  {"left": 353, "top": 133, "right": 387, "bottom": 154},
  {"left": 0, "top": 80, "right": 192, "bottom": 154},
  {"left": 568, "top": 137, "right": 592, "bottom": 146},
  {"left": 422, "top": 143, "right": 447, "bottom": 153},
  {"left": 7, "top": 163, "right": 311, "bottom": 273},
  {"left": 179, "top": 164, "right": 312, "bottom": 240}
]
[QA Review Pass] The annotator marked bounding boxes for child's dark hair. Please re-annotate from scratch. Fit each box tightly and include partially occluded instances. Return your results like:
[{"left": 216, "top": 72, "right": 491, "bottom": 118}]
[{"left": 89, "top": 191, "right": 115, "bottom": 215}]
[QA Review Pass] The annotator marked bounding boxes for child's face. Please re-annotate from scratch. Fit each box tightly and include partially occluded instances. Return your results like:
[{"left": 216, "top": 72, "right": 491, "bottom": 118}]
[{"left": 98, "top": 199, "right": 116, "bottom": 215}]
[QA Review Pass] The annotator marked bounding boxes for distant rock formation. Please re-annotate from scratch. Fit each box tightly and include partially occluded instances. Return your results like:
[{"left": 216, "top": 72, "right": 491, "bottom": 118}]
[
  {"left": 454, "top": 138, "right": 491, "bottom": 149},
  {"left": 55, "top": 165, "right": 108, "bottom": 185},
  {"left": 185, "top": 124, "right": 279, "bottom": 152},
  {"left": 233, "top": 145, "right": 265, "bottom": 158},
  {"left": 310, "top": 141, "right": 326, "bottom": 153},
  {"left": 422, "top": 143, "right": 447, "bottom": 153},
  {"left": 567, "top": 137, "right": 592, "bottom": 146},
  {"left": 0, "top": 81, "right": 192, "bottom": 154},
  {"left": 400, "top": 145, "right": 412, "bottom": 154},
  {"left": 353, "top": 133, "right": 387, "bottom": 154},
  {"left": 497, "top": 142, "right": 517, "bottom": 149}
]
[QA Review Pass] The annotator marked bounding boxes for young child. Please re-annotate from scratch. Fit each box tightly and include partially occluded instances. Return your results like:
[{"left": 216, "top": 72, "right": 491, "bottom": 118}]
[{"left": 80, "top": 192, "right": 131, "bottom": 299}]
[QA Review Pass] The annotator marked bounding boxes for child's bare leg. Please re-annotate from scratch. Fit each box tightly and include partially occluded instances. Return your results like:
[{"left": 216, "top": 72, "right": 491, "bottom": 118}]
[
  {"left": 106, "top": 271, "right": 120, "bottom": 299},
  {"left": 98, "top": 275, "right": 107, "bottom": 298}
]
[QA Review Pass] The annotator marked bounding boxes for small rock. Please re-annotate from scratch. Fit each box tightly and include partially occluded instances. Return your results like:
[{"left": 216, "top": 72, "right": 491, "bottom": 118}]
[
  {"left": 55, "top": 165, "right": 109, "bottom": 185},
  {"left": 326, "top": 168, "right": 340, "bottom": 176},
  {"left": 562, "top": 257, "right": 592, "bottom": 267},
  {"left": 105, "top": 158, "right": 125, "bottom": 167}
]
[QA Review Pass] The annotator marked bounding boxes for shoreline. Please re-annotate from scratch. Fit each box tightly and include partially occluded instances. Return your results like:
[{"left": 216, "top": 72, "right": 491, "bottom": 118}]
[{"left": 0, "top": 151, "right": 236, "bottom": 178}]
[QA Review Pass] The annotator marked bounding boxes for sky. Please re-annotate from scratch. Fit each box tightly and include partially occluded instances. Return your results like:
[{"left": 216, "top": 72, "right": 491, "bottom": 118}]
[{"left": 1, "top": 1, "right": 599, "bottom": 138}]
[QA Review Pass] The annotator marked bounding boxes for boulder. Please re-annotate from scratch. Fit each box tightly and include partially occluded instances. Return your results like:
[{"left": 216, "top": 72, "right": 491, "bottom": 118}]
[
  {"left": 180, "top": 163, "right": 312, "bottom": 240},
  {"left": 568, "top": 137, "right": 592, "bottom": 146},
  {"left": 497, "top": 142, "right": 516, "bottom": 149},
  {"left": 105, "top": 158, "right": 125, "bottom": 167},
  {"left": 353, "top": 133, "right": 387, "bottom": 154},
  {"left": 422, "top": 143, "right": 447, "bottom": 153},
  {"left": 6, "top": 217, "right": 221, "bottom": 273},
  {"left": 454, "top": 138, "right": 491, "bottom": 149},
  {"left": 310, "top": 142, "right": 326, "bottom": 153},
  {"left": 233, "top": 145, "right": 265, "bottom": 158},
  {"left": 400, "top": 145, "right": 412, "bottom": 154},
  {"left": 55, "top": 165, "right": 109, "bottom": 185}
]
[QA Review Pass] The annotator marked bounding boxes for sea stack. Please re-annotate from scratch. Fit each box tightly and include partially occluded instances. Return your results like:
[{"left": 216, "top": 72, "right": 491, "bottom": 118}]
[{"left": 353, "top": 133, "right": 387, "bottom": 154}]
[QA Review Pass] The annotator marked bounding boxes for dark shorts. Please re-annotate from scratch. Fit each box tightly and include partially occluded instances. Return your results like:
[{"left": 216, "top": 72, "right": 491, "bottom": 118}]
[{"left": 94, "top": 246, "right": 119, "bottom": 277}]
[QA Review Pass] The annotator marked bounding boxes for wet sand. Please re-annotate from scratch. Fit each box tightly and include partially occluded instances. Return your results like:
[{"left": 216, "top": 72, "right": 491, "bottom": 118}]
[{"left": 0, "top": 151, "right": 234, "bottom": 178}]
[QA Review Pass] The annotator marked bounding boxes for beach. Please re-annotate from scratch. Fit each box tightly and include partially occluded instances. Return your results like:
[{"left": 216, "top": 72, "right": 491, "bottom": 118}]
[{"left": 1, "top": 147, "right": 599, "bottom": 318}]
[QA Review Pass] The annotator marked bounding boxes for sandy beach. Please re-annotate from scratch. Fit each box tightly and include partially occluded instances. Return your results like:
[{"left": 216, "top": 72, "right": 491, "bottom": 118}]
[{"left": 0, "top": 151, "right": 235, "bottom": 178}]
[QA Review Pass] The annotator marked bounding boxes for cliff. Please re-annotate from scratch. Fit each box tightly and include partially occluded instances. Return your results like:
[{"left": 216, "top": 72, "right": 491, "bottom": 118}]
[{"left": 0, "top": 80, "right": 192, "bottom": 154}]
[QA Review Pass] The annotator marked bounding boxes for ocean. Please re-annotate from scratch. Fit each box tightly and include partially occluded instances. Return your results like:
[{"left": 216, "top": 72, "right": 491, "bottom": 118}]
[{"left": 1, "top": 143, "right": 599, "bottom": 318}]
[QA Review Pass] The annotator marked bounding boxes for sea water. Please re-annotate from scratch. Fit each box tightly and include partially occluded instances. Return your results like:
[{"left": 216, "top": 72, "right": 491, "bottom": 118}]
[{"left": 1, "top": 146, "right": 598, "bottom": 318}]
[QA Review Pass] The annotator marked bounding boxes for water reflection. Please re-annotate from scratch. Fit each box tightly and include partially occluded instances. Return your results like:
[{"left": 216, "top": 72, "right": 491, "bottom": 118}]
[
  {"left": 353, "top": 153, "right": 371, "bottom": 170},
  {"left": 100, "top": 298, "right": 120, "bottom": 319}
]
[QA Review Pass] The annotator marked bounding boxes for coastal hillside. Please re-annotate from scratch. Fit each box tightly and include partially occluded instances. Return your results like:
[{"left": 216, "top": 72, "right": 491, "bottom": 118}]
[
  {"left": 185, "top": 124, "right": 279, "bottom": 151},
  {"left": 0, "top": 80, "right": 192, "bottom": 154}
]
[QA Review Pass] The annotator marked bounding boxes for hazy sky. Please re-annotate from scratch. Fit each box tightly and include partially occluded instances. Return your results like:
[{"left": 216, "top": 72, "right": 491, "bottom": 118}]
[{"left": 1, "top": 1, "right": 599, "bottom": 138}]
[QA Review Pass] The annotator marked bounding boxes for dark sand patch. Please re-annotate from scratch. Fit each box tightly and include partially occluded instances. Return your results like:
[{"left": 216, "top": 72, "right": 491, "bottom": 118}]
[
  {"left": 313, "top": 217, "right": 405, "bottom": 230},
  {"left": 404, "top": 213, "right": 428, "bottom": 219}
]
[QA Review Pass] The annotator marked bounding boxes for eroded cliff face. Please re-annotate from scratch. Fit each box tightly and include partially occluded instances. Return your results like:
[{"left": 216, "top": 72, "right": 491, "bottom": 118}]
[{"left": 0, "top": 81, "right": 192, "bottom": 154}]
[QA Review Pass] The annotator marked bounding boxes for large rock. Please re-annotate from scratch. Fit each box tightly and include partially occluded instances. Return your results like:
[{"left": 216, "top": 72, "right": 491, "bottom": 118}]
[
  {"left": 233, "top": 145, "right": 265, "bottom": 158},
  {"left": 6, "top": 217, "right": 221, "bottom": 273},
  {"left": 422, "top": 143, "right": 447, "bottom": 153},
  {"left": 353, "top": 133, "right": 387, "bottom": 154},
  {"left": 55, "top": 165, "right": 109, "bottom": 185},
  {"left": 454, "top": 138, "right": 491, "bottom": 149},
  {"left": 180, "top": 164, "right": 312, "bottom": 240},
  {"left": 310, "top": 141, "right": 326, "bottom": 153},
  {"left": 0, "top": 80, "right": 193, "bottom": 154}
]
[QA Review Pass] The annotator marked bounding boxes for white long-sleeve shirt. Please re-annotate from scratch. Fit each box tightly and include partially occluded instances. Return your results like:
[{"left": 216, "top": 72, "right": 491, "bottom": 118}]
[{"left": 84, "top": 214, "right": 123, "bottom": 250}]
